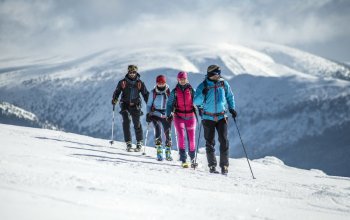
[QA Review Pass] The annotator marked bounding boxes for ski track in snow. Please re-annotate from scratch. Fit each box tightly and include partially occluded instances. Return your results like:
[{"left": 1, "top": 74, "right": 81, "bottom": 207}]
[{"left": 0, "top": 123, "right": 350, "bottom": 220}]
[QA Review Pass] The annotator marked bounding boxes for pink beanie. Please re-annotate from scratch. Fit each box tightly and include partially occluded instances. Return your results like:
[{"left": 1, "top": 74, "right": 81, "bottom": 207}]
[{"left": 177, "top": 71, "right": 188, "bottom": 79}]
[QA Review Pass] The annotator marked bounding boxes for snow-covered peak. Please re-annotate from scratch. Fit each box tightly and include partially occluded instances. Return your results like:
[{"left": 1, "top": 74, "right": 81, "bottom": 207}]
[
  {"left": 1, "top": 42, "right": 349, "bottom": 88},
  {"left": 248, "top": 42, "right": 350, "bottom": 80}
]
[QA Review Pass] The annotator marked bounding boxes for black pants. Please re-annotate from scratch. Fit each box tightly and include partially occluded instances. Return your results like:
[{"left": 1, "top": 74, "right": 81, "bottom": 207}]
[
  {"left": 202, "top": 118, "right": 229, "bottom": 168},
  {"left": 151, "top": 116, "right": 171, "bottom": 146},
  {"left": 120, "top": 103, "right": 143, "bottom": 142}
]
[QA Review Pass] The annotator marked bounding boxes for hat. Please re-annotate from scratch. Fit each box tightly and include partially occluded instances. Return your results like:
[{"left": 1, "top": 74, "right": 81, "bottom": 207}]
[
  {"left": 128, "top": 65, "right": 138, "bottom": 72},
  {"left": 177, "top": 71, "right": 188, "bottom": 79},
  {"left": 156, "top": 75, "right": 166, "bottom": 84},
  {"left": 207, "top": 65, "right": 221, "bottom": 76}
]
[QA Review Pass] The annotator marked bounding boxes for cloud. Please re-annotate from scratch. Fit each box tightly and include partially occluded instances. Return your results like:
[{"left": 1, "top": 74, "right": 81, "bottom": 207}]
[{"left": 1, "top": 0, "right": 349, "bottom": 59}]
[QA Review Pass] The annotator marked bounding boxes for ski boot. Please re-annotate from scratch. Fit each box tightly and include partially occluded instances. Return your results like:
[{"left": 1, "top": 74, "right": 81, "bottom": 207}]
[
  {"left": 126, "top": 141, "right": 133, "bottom": 152},
  {"left": 135, "top": 141, "right": 142, "bottom": 152},
  {"left": 165, "top": 145, "right": 173, "bottom": 161},
  {"left": 221, "top": 166, "right": 228, "bottom": 175},
  {"left": 191, "top": 159, "right": 198, "bottom": 168},
  {"left": 156, "top": 145, "right": 163, "bottom": 161},
  {"left": 209, "top": 166, "right": 220, "bottom": 174},
  {"left": 181, "top": 161, "right": 190, "bottom": 168}
]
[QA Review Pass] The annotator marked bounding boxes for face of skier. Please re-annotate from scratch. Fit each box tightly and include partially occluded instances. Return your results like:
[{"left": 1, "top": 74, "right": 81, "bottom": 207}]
[
  {"left": 209, "top": 74, "right": 220, "bottom": 81},
  {"left": 178, "top": 78, "right": 187, "bottom": 86},
  {"left": 128, "top": 71, "right": 137, "bottom": 79},
  {"left": 157, "top": 82, "right": 166, "bottom": 88}
]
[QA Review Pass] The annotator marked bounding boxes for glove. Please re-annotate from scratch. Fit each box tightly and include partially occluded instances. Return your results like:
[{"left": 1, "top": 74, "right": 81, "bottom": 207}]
[
  {"left": 229, "top": 109, "right": 237, "bottom": 119},
  {"left": 111, "top": 98, "right": 118, "bottom": 105},
  {"left": 196, "top": 106, "right": 203, "bottom": 117},
  {"left": 146, "top": 113, "right": 152, "bottom": 123},
  {"left": 166, "top": 114, "right": 173, "bottom": 122}
]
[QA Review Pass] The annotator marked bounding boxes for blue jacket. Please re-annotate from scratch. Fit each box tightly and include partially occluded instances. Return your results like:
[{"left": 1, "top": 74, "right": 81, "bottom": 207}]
[
  {"left": 147, "top": 85, "right": 170, "bottom": 118},
  {"left": 194, "top": 78, "right": 235, "bottom": 121}
]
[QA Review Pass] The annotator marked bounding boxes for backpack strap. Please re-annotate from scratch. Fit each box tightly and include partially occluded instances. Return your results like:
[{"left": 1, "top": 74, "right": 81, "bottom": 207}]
[
  {"left": 151, "top": 89, "right": 157, "bottom": 112},
  {"left": 137, "top": 80, "right": 142, "bottom": 90},
  {"left": 203, "top": 80, "right": 208, "bottom": 103},
  {"left": 121, "top": 79, "right": 142, "bottom": 91},
  {"left": 121, "top": 80, "right": 127, "bottom": 90},
  {"left": 203, "top": 80, "right": 225, "bottom": 103},
  {"left": 151, "top": 88, "right": 169, "bottom": 112},
  {"left": 172, "top": 87, "right": 178, "bottom": 111}
]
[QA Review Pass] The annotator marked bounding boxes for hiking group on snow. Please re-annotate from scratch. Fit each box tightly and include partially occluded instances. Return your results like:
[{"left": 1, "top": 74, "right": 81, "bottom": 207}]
[{"left": 112, "top": 64, "right": 237, "bottom": 175}]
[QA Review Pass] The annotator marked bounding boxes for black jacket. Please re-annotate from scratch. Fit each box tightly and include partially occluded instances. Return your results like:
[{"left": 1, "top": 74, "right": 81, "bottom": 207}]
[{"left": 112, "top": 73, "right": 149, "bottom": 105}]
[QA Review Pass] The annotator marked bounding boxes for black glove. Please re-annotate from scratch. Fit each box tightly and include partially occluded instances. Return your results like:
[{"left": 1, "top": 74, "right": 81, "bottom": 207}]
[
  {"left": 196, "top": 106, "right": 203, "bottom": 117},
  {"left": 146, "top": 113, "right": 152, "bottom": 123},
  {"left": 111, "top": 98, "right": 118, "bottom": 105},
  {"left": 166, "top": 114, "right": 173, "bottom": 122},
  {"left": 229, "top": 109, "right": 237, "bottom": 119}
]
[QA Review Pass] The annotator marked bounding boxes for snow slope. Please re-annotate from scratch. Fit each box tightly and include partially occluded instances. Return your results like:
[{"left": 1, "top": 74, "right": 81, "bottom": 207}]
[
  {"left": 0, "top": 123, "right": 349, "bottom": 220},
  {"left": 0, "top": 43, "right": 349, "bottom": 176}
]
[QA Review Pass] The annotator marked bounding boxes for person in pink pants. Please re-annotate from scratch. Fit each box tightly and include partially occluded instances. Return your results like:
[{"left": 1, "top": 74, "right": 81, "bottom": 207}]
[{"left": 166, "top": 71, "right": 197, "bottom": 168}]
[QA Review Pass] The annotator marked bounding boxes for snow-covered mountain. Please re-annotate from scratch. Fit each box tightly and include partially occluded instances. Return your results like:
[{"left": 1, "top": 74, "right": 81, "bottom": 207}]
[
  {"left": 1, "top": 123, "right": 350, "bottom": 220},
  {"left": 0, "top": 42, "right": 349, "bottom": 177},
  {"left": 0, "top": 101, "right": 58, "bottom": 129}
]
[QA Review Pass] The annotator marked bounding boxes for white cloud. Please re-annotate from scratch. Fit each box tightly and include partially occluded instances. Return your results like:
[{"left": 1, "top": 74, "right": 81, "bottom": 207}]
[{"left": 0, "top": 0, "right": 349, "bottom": 60}]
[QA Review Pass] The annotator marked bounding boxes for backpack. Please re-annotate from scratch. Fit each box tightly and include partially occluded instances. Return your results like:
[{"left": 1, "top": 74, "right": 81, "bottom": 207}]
[
  {"left": 151, "top": 88, "right": 170, "bottom": 112},
  {"left": 121, "top": 79, "right": 142, "bottom": 91},
  {"left": 202, "top": 80, "right": 226, "bottom": 103}
]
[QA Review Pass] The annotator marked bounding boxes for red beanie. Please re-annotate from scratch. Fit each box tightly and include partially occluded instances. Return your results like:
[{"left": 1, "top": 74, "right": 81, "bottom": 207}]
[{"left": 156, "top": 75, "right": 166, "bottom": 84}]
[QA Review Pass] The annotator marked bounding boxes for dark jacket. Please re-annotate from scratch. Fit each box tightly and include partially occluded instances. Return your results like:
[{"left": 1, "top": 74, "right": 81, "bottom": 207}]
[{"left": 112, "top": 73, "right": 149, "bottom": 105}]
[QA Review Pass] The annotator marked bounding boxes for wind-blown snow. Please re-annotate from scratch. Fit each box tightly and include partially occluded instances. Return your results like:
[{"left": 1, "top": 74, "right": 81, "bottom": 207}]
[{"left": 0, "top": 124, "right": 349, "bottom": 220}]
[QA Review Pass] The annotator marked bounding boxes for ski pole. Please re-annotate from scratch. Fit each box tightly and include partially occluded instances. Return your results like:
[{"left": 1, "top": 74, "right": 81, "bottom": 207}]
[
  {"left": 173, "top": 124, "right": 179, "bottom": 152},
  {"left": 143, "top": 122, "right": 151, "bottom": 155},
  {"left": 193, "top": 120, "right": 202, "bottom": 170},
  {"left": 234, "top": 118, "right": 256, "bottom": 179},
  {"left": 110, "top": 104, "right": 116, "bottom": 145}
]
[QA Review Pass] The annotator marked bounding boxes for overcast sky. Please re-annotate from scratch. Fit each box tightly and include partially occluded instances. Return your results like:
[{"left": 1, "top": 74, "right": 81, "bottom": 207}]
[{"left": 0, "top": 0, "right": 349, "bottom": 61}]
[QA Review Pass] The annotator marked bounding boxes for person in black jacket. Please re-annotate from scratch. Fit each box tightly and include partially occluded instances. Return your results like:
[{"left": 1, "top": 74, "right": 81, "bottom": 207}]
[{"left": 112, "top": 65, "right": 149, "bottom": 152}]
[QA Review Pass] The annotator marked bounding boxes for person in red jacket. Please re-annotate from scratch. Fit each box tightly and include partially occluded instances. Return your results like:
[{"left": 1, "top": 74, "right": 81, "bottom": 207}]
[{"left": 166, "top": 71, "right": 197, "bottom": 168}]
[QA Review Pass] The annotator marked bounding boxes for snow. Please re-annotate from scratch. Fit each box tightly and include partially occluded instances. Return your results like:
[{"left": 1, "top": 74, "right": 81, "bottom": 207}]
[
  {"left": 1, "top": 123, "right": 349, "bottom": 220},
  {"left": 0, "top": 102, "right": 37, "bottom": 121}
]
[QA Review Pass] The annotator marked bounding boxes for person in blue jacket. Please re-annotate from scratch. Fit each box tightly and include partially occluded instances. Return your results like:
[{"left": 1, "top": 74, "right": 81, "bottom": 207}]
[
  {"left": 194, "top": 65, "right": 237, "bottom": 175},
  {"left": 146, "top": 75, "right": 172, "bottom": 161}
]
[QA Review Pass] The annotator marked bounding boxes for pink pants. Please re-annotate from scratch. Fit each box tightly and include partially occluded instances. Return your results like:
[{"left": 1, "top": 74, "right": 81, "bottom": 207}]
[{"left": 174, "top": 116, "right": 196, "bottom": 152}]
